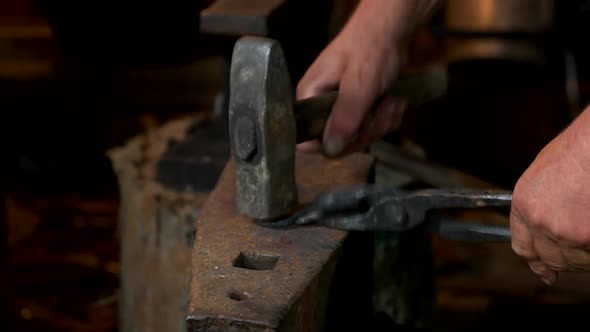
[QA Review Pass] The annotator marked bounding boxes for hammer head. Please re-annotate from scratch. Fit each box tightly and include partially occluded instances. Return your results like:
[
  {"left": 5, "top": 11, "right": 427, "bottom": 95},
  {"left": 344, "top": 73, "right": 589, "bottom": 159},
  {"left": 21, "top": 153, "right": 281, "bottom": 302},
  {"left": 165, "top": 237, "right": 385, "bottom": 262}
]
[{"left": 229, "top": 36, "right": 298, "bottom": 220}]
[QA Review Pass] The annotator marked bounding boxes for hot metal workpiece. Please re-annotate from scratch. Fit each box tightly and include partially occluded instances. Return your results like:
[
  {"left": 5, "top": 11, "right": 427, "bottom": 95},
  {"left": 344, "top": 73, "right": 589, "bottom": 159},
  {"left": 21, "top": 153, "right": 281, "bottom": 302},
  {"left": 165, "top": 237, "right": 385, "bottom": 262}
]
[{"left": 186, "top": 152, "right": 373, "bottom": 331}]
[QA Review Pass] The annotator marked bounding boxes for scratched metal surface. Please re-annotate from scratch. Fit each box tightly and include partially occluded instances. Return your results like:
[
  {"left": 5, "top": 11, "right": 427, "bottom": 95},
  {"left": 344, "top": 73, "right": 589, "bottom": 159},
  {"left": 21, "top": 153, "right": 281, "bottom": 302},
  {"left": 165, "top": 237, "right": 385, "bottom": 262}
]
[{"left": 186, "top": 152, "right": 373, "bottom": 331}]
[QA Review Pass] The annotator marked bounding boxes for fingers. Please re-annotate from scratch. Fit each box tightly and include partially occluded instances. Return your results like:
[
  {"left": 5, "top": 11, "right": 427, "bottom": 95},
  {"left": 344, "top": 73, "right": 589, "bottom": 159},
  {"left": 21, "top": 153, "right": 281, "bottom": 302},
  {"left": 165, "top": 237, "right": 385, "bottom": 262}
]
[
  {"left": 510, "top": 209, "right": 536, "bottom": 260},
  {"left": 296, "top": 140, "right": 322, "bottom": 153},
  {"left": 529, "top": 231, "right": 590, "bottom": 276},
  {"left": 528, "top": 260, "right": 558, "bottom": 285},
  {"left": 509, "top": 206, "right": 590, "bottom": 284},
  {"left": 560, "top": 246, "right": 590, "bottom": 271},
  {"left": 295, "top": 48, "right": 346, "bottom": 156},
  {"left": 296, "top": 98, "right": 404, "bottom": 155},
  {"left": 296, "top": 52, "right": 344, "bottom": 100},
  {"left": 532, "top": 231, "right": 568, "bottom": 271},
  {"left": 532, "top": 232, "right": 567, "bottom": 284},
  {"left": 365, "top": 97, "right": 406, "bottom": 143},
  {"left": 322, "top": 64, "right": 383, "bottom": 157},
  {"left": 510, "top": 208, "right": 560, "bottom": 284},
  {"left": 341, "top": 97, "right": 406, "bottom": 154}
]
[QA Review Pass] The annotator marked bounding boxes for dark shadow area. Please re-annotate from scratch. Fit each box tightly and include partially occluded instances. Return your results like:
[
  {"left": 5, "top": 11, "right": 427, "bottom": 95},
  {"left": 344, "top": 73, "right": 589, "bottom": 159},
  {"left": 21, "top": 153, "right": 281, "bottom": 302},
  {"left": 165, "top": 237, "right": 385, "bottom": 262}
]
[{"left": 2, "top": 1, "right": 590, "bottom": 331}]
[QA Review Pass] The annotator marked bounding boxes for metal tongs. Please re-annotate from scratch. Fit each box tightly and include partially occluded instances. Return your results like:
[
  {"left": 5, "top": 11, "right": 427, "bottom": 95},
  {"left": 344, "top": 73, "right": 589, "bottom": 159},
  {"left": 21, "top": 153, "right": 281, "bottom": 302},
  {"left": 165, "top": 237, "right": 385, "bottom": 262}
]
[{"left": 259, "top": 185, "right": 512, "bottom": 243}]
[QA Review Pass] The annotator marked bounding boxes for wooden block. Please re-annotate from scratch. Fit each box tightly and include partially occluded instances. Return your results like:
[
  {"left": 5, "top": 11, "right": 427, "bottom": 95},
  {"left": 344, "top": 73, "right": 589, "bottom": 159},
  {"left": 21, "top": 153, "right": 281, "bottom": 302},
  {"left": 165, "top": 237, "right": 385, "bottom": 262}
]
[{"left": 108, "top": 115, "right": 215, "bottom": 332}]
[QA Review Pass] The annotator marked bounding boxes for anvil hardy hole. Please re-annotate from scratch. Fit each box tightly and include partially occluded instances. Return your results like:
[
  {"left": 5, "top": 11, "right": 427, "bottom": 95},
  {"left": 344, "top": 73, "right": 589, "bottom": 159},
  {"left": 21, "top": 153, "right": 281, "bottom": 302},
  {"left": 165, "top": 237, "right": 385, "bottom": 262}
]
[
  {"left": 232, "top": 251, "right": 280, "bottom": 271},
  {"left": 228, "top": 290, "right": 250, "bottom": 302}
]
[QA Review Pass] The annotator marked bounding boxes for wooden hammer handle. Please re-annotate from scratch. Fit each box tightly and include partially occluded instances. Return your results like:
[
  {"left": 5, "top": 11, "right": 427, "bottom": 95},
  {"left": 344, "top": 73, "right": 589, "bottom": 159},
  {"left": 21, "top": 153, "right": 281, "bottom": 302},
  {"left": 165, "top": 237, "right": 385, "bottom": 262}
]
[{"left": 293, "top": 64, "right": 448, "bottom": 143}]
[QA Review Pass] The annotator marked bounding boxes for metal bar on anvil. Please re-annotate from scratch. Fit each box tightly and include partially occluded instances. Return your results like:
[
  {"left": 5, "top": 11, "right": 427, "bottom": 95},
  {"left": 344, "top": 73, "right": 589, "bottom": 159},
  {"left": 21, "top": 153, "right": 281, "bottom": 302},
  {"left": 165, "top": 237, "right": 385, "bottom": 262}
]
[
  {"left": 200, "top": 0, "right": 286, "bottom": 36},
  {"left": 186, "top": 152, "right": 374, "bottom": 331}
]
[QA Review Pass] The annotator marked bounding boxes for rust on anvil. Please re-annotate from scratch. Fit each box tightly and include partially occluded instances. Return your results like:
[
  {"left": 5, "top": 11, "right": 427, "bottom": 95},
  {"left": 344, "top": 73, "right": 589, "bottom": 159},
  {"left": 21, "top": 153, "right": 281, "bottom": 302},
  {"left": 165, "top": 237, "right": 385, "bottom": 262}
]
[{"left": 186, "top": 152, "right": 373, "bottom": 331}]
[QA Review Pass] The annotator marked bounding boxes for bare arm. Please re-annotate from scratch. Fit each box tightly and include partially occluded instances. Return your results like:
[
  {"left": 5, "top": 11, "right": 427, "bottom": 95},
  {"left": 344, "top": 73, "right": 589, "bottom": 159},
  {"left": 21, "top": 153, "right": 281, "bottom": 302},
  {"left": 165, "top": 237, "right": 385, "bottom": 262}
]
[{"left": 297, "top": 0, "right": 442, "bottom": 156}]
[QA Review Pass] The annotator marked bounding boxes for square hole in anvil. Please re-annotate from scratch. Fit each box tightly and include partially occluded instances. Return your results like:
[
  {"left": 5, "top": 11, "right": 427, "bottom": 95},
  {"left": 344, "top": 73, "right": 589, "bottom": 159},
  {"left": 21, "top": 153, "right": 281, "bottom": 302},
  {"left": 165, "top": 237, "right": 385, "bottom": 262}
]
[{"left": 232, "top": 252, "right": 280, "bottom": 271}]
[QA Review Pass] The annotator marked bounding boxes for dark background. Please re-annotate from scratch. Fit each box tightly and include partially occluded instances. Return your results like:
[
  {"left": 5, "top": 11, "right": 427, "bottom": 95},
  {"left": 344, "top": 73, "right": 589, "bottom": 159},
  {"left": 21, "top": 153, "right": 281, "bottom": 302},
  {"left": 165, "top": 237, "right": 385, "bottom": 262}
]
[{"left": 1, "top": 0, "right": 590, "bottom": 331}]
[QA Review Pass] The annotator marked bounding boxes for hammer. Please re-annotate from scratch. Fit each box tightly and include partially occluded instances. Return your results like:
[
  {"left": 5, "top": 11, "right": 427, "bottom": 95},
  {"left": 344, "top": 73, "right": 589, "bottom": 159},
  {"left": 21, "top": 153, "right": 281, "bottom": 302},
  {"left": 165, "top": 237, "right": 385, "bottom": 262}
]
[{"left": 229, "top": 36, "right": 448, "bottom": 221}]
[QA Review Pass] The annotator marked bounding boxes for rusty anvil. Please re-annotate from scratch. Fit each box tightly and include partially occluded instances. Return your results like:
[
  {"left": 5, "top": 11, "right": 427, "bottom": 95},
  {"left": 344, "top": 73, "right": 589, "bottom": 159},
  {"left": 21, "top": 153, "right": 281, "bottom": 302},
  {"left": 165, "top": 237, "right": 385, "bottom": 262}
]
[
  {"left": 228, "top": 36, "right": 449, "bottom": 221},
  {"left": 185, "top": 36, "right": 449, "bottom": 331}
]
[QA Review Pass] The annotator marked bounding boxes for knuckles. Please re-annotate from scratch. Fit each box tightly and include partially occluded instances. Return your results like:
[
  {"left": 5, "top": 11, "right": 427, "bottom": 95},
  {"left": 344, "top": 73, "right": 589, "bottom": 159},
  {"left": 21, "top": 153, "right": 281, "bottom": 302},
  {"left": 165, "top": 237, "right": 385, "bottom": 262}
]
[
  {"left": 512, "top": 175, "right": 590, "bottom": 248},
  {"left": 512, "top": 178, "right": 549, "bottom": 231}
]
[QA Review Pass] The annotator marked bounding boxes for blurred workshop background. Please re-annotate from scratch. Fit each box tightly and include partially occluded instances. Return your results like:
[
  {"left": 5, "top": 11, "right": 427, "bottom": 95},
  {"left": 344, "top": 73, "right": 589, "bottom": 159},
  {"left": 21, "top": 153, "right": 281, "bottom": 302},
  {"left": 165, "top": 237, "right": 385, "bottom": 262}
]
[{"left": 1, "top": 0, "right": 590, "bottom": 331}]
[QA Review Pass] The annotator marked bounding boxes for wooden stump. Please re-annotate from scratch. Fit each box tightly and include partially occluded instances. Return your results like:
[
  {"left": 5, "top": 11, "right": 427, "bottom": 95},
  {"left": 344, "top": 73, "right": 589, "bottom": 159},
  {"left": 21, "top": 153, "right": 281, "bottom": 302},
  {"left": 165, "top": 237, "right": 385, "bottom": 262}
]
[{"left": 108, "top": 115, "right": 214, "bottom": 332}]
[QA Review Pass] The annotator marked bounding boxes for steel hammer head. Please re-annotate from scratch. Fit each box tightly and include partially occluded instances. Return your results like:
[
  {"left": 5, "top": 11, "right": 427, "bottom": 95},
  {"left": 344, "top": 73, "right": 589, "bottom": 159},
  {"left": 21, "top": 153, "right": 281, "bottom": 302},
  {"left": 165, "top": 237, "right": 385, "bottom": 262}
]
[{"left": 229, "top": 36, "right": 298, "bottom": 220}]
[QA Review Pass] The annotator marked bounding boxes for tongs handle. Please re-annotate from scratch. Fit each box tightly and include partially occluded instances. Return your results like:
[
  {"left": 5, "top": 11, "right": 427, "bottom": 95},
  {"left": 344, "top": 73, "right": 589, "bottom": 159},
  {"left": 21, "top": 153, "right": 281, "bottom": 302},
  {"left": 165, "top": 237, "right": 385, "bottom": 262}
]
[{"left": 425, "top": 215, "right": 511, "bottom": 243}]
